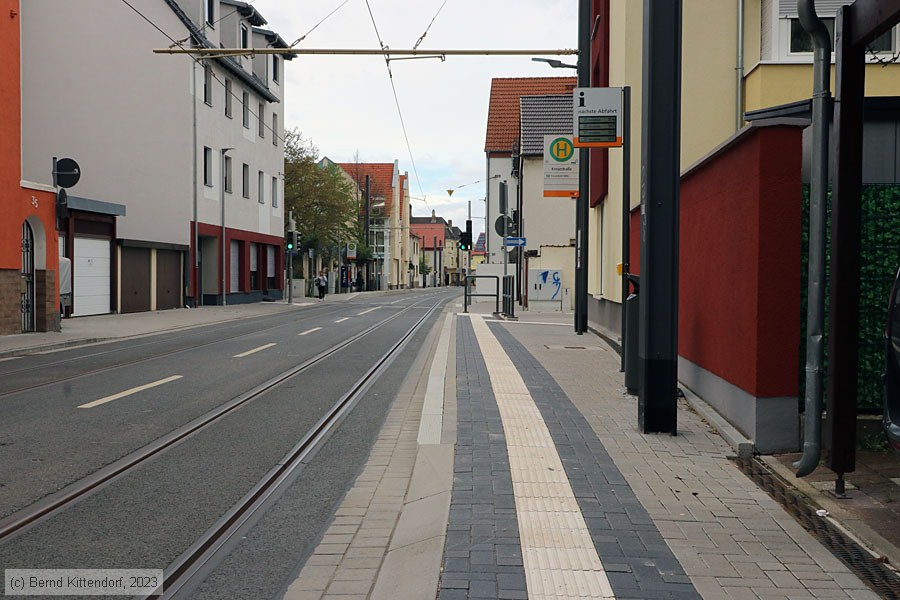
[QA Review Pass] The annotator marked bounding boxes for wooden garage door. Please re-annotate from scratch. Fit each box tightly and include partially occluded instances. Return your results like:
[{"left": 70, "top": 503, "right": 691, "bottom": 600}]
[
  {"left": 121, "top": 247, "right": 151, "bottom": 314},
  {"left": 156, "top": 250, "right": 182, "bottom": 311}
]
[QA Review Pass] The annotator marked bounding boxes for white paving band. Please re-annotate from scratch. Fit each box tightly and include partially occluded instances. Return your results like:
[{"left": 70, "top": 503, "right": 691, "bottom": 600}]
[
  {"left": 417, "top": 312, "right": 453, "bottom": 444},
  {"left": 77, "top": 375, "right": 183, "bottom": 409},
  {"left": 469, "top": 315, "right": 615, "bottom": 600}
]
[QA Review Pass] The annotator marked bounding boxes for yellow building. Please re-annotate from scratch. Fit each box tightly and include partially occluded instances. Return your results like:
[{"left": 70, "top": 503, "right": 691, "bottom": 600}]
[{"left": 589, "top": 0, "right": 900, "bottom": 336}]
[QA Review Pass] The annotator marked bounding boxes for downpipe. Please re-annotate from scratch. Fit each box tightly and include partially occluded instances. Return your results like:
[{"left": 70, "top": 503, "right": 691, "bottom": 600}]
[{"left": 795, "top": 0, "right": 832, "bottom": 478}]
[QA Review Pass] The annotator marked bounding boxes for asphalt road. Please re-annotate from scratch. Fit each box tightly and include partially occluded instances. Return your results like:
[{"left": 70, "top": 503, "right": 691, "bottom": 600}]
[{"left": 0, "top": 288, "right": 459, "bottom": 599}]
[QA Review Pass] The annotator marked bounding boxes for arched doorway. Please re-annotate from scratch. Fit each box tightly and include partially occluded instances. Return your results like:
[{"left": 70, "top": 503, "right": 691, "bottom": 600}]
[{"left": 21, "top": 220, "right": 35, "bottom": 332}]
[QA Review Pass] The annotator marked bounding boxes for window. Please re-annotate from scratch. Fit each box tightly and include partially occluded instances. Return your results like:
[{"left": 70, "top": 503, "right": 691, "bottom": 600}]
[
  {"left": 224, "top": 79, "right": 232, "bottom": 118},
  {"left": 789, "top": 18, "right": 893, "bottom": 54},
  {"left": 271, "top": 176, "right": 278, "bottom": 207},
  {"left": 272, "top": 113, "right": 278, "bottom": 146},
  {"left": 258, "top": 103, "right": 265, "bottom": 138},
  {"left": 240, "top": 24, "right": 249, "bottom": 49},
  {"left": 204, "top": 0, "right": 214, "bottom": 26},
  {"left": 242, "top": 163, "right": 250, "bottom": 198},
  {"left": 224, "top": 156, "right": 232, "bottom": 192},
  {"left": 272, "top": 56, "right": 280, "bottom": 83},
  {"left": 203, "top": 147, "right": 212, "bottom": 187},
  {"left": 242, "top": 92, "right": 250, "bottom": 128},
  {"left": 204, "top": 66, "right": 212, "bottom": 105},
  {"left": 258, "top": 171, "right": 265, "bottom": 204}
]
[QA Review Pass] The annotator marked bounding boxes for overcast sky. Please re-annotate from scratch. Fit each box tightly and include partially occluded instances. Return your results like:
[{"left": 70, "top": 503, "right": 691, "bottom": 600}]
[{"left": 247, "top": 0, "right": 577, "bottom": 237}]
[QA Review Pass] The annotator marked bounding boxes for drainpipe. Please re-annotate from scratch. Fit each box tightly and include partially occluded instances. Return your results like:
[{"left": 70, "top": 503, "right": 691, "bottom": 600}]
[
  {"left": 736, "top": 0, "right": 744, "bottom": 131},
  {"left": 795, "top": 0, "right": 831, "bottom": 478}
]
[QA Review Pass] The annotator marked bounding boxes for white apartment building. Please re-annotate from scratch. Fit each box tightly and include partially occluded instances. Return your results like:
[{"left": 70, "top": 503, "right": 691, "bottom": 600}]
[{"left": 21, "top": 0, "right": 291, "bottom": 314}]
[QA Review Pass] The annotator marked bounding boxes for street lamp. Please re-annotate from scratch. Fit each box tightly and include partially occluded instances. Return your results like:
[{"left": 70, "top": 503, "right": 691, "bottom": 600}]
[
  {"left": 221, "top": 148, "right": 233, "bottom": 306},
  {"left": 531, "top": 57, "right": 577, "bottom": 69}
]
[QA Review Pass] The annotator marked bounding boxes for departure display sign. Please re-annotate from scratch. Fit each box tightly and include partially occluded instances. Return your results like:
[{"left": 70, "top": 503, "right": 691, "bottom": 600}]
[{"left": 573, "top": 88, "right": 623, "bottom": 148}]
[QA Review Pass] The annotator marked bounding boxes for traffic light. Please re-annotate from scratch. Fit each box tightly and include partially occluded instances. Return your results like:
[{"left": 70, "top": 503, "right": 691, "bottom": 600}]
[
  {"left": 460, "top": 220, "right": 473, "bottom": 251},
  {"left": 286, "top": 231, "right": 299, "bottom": 251}
]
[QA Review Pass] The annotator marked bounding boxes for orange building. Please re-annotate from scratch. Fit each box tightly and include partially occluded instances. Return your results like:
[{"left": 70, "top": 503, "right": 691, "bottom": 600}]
[{"left": 0, "top": 0, "right": 58, "bottom": 333}]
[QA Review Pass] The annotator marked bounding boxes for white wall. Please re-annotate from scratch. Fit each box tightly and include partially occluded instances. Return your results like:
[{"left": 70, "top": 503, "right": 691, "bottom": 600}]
[{"left": 521, "top": 156, "right": 576, "bottom": 252}]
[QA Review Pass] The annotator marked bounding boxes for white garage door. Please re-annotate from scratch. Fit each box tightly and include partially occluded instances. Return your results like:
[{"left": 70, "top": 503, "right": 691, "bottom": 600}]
[{"left": 73, "top": 237, "right": 111, "bottom": 316}]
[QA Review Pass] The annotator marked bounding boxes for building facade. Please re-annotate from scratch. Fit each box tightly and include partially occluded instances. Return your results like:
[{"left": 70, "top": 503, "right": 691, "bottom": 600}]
[
  {"left": 0, "top": 0, "right": 57, "bottom": 334},
  {"left": 21, "top": 0, "right": 290, "bottom": 315}
]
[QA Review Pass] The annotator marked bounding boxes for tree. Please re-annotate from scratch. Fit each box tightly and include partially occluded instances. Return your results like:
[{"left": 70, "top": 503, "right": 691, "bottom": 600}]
[{"left": 283, "top": 130, "right": 357, "bottom": 267}]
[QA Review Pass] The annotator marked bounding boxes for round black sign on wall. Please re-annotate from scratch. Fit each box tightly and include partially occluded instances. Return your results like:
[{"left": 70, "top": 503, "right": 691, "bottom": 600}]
[{"left": 55, "top": 158, "right": 81, "bottom": 189}]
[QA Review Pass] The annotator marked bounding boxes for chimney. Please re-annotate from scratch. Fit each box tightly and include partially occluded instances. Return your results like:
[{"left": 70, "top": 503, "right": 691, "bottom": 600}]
[
  {"left": 431, "top": 209, "right": 436, "bottom": 223},
  {"left": 448, "top": 219, "right": 453, "bottom": 227}
]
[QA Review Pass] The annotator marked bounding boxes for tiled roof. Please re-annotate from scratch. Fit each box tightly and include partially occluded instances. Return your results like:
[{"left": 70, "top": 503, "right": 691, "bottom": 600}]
[
  {"left": 520, "top": 95, "right": 574, "bottom": 156},
  {"left": 336, "top": 162, "right": 396, "bottom": 205},
  {"left": 485, "top": 77, "right": 576, "bottom": 153}
]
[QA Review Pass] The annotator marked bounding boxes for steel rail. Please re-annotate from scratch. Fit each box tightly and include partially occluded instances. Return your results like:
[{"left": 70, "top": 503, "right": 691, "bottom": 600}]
[
  {"left": 0, "top": 299, "right": 432, "bottom": 544},
  {"left": 0, "top": 302, "right": 370, "bottom": 398},
  {"left": 145, "top": 297, "right": 445, "bottom": 599}
]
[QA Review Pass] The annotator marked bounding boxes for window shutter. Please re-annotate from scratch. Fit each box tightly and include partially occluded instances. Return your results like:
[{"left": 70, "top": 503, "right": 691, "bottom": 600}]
[{"left": 779, "top": 0, "right": 852, "bottom": 17}]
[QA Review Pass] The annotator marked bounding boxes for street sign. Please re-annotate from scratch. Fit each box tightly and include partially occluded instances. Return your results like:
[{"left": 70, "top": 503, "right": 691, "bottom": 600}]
[
  {"left": 573, "top": 87, "right": 623, "bottom": 148},
  {"left": 543, "top": 135, "right": 579, "bottom": 198},
  {"left": 54, "top": 157, "right": 81, "bottom": 188},
  {"left": 494, "top": 215, "right": 515, "bottom": 237},
  {"left": 347, "top": 242, "right": 357, "bottom": 260},
  {"left": 504, "top": 237, "right": 526, "bottom": 247}
]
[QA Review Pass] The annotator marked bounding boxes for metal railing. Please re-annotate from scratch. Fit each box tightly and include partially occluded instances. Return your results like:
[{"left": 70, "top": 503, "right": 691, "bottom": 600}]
[{"left": 463, "top": 275, "right": 499, "bottom": 314}]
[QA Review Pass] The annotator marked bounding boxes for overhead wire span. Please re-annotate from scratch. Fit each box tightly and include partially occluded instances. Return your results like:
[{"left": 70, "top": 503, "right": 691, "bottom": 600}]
[
  {"left": 413, "top": 0, "right": 450, "bottom": 50},
  {"left": 119, "top": 0, "right": 284, "bottom": 145},
  {"left": 290, "top": 0, "right": 352, "bottom": 47},
  {"left": 363, "top": 0, "right": 426, "bottom": 201}
]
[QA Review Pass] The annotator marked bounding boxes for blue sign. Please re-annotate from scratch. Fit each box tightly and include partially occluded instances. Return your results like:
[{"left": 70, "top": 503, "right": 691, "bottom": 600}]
[{"left": 504, "top": 237, "right": 526, "bottom": 247}]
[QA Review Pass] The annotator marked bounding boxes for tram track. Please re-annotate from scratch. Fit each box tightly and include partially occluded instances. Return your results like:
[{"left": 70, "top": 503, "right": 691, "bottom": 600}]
[
  {"left": 0, "top": 300, "right": 387, "bottom": 399},
  {"left": 145, "top": 296, "right": 445, "bottom": 599},
  {"left": 0, "top": 296, "right": 444, "bottom": 546}
]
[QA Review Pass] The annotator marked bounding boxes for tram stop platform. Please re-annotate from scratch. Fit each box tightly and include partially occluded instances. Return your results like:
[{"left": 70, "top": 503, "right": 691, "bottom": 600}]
[{"left": 283, "top": 298, "right": 898, "bottom": 600}]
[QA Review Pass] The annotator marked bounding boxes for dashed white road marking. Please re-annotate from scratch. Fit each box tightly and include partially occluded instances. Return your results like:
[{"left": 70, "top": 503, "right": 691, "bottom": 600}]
[
  {"left": 357, "top": 307, "right": 379, "bottom": 316},
  {"left": 78, "top": 375, "right": 183, "bottom": 409},
  {"left": 233, "top": 343, "right": 277, "bottom": 358},
  {"left": 298, "top": 327, "right": 322, "bottom": 336},
  {"left": 334, "top": 317, "right": 349, "bottom": 323}
]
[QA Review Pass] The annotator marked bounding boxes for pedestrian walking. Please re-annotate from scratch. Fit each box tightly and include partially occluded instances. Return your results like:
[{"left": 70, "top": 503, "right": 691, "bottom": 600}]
[{"left": 315, "top": 271, "right": 328, "bottom": 301}]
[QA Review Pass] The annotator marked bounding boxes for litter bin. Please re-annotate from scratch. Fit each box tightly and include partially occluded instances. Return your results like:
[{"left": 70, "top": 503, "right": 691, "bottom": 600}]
[{"left": 624, "top": 274, "right": 640, "bottom": 395}]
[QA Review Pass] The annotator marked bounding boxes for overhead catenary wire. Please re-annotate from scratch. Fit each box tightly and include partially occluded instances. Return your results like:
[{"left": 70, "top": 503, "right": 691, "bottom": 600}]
[
  {"left": 120, "top": 0, "right": 286, "bottom": 145},
  {"left": 363, "top": 0, "right": 426, "bottom": 201},
  {"left": 413, "top": 0, "right": 450, "bottom": 50},
  {"left": 290, "top": 0, "right": 352, "bottom": 47}
]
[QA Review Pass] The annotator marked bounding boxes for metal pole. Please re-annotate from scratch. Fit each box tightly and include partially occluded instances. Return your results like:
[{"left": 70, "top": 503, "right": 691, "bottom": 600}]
[
  {"left": 575, "top": 0, "right": 591, "bottom": 334},
  {"left": 468, "top": 200, "right": 473, "bottom": 275},
  {"left": 365, "top": 175, "right": 371, "bottom": 291},
  {"left": 220, "top": 148, "right": 229, "bottom": 306},
  {"left": 288, "top": 210, "right": 293, "bottom": 304},
  {"left": 638, "top": 0, "right": 682, "bottom": 434},
  {"left": 500, "top": 181, "right": 509, "bottom": 281},
  {"left": 620, "top": 86, "right": 631, "bottom": 372},
  {"left": 192, "top": 62, "right": 200, "bottom": 306}
]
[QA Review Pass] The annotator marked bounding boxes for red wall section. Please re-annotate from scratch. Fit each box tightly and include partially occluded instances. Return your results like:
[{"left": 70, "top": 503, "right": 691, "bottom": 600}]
[
  {"left": 626, "top": 126, "right": 801, "bottom": 398},
  {"left": 678, "top": 126, "right": 801, "bottom": 398}
]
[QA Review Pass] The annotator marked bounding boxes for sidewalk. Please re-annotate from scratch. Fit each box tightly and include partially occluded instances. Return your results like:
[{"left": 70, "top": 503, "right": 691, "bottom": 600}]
[{"left": 285, "top": 300, "right": 896, "bottom": 599}]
